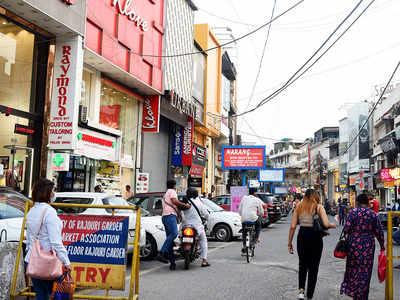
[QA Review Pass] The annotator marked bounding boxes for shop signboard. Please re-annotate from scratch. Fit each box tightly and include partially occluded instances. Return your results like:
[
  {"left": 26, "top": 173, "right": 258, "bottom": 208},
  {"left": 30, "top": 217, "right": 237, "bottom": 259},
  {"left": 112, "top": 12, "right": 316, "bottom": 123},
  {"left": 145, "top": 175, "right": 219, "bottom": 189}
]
[
  {"left": 171, "top": 125, "right": 183, "bottom": 166},
  {"left": 142, "top": 95, "right": 160, "bottom": 133},
  {"left": 222, "top": 146, "right": 266, "bottom": 170},
  {"left": 189, "top": 165, "right": 204, "bottom": 178},
  {"left": 182, "top": 117, "right": 194, "bottom": 166},
  {"left": 136, "top": 172, "right": 149, "bottom": 193},
  {"left": 48, "top": 36, "right": 83, "bottom": 150},
  {"left": 380, "top": 168, "right": 400, "bottom": 182},
  {"left": 230, "top": 186, "right": 248, "bottom": 212},
  {"left": 188, "top": 177, "right": 202, "bottom": 188},
  {"left": 192, "top": 144, "right": 207, "bottom": 167},
  {"left": 272, "top": 186, "right": 288, "bottom": 194},
  {"left": 259, "top": 168, "right": 285, "bottom": 183},
  {"left": 165, "top": 90, "right": 198, "bottom": 120},
  {"left": 328, "top": 158, "right": 339, "bottom": 171},
  {"left": 51, "top": 153, "right": 70, "bottom": 172},
  {"left": 75, "top": 128, "right": 119, "bottom": 162},
  {"left": 14, "top": 124, "right": 35, "bottom": 136},
  {"left": 59, "top": 215, "right": 129, "bottom": 289}
]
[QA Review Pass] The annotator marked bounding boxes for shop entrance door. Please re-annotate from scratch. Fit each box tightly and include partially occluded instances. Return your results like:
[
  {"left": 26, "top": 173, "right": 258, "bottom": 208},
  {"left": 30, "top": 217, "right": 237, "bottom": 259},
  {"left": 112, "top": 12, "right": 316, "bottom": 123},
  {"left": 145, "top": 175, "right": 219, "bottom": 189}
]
[{"left": 3, "top": 145, "right": 34, "bottom": 196}]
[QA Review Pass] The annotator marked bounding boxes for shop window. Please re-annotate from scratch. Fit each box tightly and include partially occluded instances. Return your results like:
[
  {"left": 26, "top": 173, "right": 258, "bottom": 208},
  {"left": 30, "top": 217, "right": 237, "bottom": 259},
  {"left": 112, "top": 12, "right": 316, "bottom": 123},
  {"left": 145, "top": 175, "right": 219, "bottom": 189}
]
[{"left": 81, "top": 68, "right": 95, "bottom": 120}]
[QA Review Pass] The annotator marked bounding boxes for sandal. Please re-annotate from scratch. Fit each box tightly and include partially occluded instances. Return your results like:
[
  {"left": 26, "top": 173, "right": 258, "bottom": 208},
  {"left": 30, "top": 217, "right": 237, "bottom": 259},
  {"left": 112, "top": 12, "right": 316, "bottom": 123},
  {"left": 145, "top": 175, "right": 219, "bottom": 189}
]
[{"left": 201, "top": 262, "right": 211, "bottom": 267}]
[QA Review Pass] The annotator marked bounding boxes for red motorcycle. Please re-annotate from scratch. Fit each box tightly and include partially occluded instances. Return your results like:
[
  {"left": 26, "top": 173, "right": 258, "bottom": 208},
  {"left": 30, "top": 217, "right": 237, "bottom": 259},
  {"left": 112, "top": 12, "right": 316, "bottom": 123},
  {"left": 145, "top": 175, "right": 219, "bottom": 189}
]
[{"left": 179, "top": 225, "right": 201, "bottom": 270}]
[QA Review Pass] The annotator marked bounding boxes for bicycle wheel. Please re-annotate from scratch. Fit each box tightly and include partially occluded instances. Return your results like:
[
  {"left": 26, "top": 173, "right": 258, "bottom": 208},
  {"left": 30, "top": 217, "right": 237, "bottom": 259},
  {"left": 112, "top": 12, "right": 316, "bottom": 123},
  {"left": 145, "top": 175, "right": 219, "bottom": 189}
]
[{"left": 246, "top": 246, "right": 250, "bottom": 263}]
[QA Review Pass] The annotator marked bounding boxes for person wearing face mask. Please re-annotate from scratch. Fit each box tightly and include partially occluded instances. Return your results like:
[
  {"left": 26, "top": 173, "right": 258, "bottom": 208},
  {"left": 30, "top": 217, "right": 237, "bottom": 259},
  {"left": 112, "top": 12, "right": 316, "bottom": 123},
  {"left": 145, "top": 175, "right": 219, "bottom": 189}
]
[{"left": 25, "top": 179, "right": 70, "bottom": 300}]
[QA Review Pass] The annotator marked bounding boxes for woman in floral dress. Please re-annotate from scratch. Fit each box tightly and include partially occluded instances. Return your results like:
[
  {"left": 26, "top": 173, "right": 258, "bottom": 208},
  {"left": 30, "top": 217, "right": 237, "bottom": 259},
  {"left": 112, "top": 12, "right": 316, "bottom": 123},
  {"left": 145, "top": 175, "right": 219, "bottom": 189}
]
[{"left": 340, "top": 194, "right": 385, "bottom": 300}]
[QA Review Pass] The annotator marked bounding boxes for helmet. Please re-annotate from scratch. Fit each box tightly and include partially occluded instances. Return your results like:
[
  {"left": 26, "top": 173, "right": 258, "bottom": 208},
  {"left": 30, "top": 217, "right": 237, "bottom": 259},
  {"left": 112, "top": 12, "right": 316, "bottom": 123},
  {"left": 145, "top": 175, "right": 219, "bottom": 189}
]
[{"left": 186, "top": 187, "right": 198, "bottom": 200}]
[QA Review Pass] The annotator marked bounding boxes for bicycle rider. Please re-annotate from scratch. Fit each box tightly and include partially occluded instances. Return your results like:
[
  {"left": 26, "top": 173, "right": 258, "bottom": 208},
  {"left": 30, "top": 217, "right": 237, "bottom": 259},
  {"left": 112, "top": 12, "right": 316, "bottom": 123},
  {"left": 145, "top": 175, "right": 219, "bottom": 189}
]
[{"left": 238, "top": 187, "right": 265, "bottom": 254}]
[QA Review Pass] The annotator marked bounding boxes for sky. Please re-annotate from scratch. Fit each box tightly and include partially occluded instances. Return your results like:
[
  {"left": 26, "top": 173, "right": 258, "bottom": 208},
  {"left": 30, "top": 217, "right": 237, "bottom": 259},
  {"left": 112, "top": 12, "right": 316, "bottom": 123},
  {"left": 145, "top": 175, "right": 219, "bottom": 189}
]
[{"left": 193, "top": 0, "right": 400, "bottom": 151}]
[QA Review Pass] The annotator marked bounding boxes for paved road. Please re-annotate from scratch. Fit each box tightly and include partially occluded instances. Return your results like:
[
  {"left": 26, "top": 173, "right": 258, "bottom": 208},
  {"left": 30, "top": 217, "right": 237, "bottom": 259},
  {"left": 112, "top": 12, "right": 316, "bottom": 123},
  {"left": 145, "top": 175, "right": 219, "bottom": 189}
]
[{"left": 79, "top": 215, "right": 394, "bottom": 300}]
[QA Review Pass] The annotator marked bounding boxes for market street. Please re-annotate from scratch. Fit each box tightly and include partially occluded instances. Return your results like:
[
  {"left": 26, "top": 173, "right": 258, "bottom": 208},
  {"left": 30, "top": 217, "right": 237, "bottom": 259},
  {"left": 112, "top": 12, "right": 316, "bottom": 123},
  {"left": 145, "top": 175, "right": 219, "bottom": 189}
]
[{"left": 79, "top": 215, "right": 395, "bottom": 300}]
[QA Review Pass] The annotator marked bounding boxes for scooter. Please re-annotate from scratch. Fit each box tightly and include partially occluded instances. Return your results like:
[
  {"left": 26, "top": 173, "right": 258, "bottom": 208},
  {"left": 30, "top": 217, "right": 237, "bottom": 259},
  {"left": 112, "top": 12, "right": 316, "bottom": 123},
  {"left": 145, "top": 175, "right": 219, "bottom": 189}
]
[{"left": 179, "top": 225, "right": 201, "bottom": 270}]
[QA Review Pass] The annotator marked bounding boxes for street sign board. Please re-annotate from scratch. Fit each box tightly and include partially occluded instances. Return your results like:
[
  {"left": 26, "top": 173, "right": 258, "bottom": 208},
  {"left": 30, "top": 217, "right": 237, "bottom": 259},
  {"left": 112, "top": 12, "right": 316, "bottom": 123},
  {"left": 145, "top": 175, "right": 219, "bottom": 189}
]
[{"left": 221, "top": 146, "right": 266, "bottom": 170}]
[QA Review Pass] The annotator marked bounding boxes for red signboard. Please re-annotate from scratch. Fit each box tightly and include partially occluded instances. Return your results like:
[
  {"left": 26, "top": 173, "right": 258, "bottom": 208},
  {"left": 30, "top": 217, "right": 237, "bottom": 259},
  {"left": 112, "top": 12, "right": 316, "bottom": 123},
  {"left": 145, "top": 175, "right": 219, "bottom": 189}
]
[
  {"left": 190, "top": 164, "right": 204, "bottom": 178},
  {"left": 86, "top": 0, "right": 164, "bottom": 91},
  {"left": 222, "top": 146, "right": 266, "bottom": 170},
  {"left": 142, "top": 95, "right": 160, "bottom": 132},
  {"left": 182, "top": 117, "right": 194, "bottom": 166}
]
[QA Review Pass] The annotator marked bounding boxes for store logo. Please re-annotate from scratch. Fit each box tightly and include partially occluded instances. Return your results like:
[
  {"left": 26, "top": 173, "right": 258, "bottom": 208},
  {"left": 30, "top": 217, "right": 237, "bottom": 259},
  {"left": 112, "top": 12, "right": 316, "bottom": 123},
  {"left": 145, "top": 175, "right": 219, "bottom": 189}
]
[
  {"left": 167, "top": 90, "right": 198, "bottom": 119},
  {"left": 77, "top": 132, "right": 115, "bottom": 148},
  {"left": 56, "top": 46, "right": 71, "bottom": 117},
  {"left": 112, "top": 0, "right": 149, "bottom": 32},
  {"left": 52, "top": 154, "right": 65, "bottom": 167},
  {"left": 142, "top": 99, "right": 156, "bottom": 129}
]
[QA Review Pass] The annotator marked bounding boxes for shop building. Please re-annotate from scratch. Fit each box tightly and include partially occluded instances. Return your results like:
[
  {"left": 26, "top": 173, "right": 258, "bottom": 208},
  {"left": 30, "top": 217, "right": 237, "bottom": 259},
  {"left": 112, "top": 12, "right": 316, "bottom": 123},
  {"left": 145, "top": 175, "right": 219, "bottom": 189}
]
[
  {"left": 48, "top": 0, "right": 165, "bottom": 195},
  {"left": 142, "top": 0, "right": 199, "bottom": 193},
  {"left": 0, "top": 0, "right": 86, "bottom": 195}
]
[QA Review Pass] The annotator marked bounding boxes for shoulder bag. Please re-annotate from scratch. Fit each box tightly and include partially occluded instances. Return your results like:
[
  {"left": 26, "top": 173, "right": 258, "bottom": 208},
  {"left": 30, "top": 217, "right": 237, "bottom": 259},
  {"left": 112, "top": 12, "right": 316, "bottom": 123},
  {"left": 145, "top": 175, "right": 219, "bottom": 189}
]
[
  {"left": 163, "top": 195, "right": 182, "bottom": 224},
  {"left": 26, "top": 207, "right": 63, "bottom": 280},
  {"left": 312, "top": 205, "right": 329, "bottom": 237},
  {"left": 334, "top": 227, "right": 348, "bottom": 259}
]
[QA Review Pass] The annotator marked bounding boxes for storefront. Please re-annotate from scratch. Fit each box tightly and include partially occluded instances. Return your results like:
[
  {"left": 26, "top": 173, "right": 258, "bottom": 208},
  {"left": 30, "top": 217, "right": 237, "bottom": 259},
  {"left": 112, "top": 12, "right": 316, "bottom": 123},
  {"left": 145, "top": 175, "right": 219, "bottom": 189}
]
[
  {"left": 0, "top": 13, "right": 51, "bottom": 195},
  {"left": 379, "top": 167, "right": 400, "bottom": 207}
]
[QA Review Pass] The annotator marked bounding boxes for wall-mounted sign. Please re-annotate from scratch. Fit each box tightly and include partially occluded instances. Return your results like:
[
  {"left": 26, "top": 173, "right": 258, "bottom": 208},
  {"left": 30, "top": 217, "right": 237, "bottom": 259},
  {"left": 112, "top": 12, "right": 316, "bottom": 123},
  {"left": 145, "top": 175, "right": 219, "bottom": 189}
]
[
  {"left": 222, "top": 146, "right": 266, "bottom": 170},
  {"left": 14, "top": 124, "right": 35, "bottom": 136},
  {"left": 230, "top": 186, "right": 248, "bottom": 212},
  {"left": 381, "top": 168, "right": 400, "bottom": 182},
  {"left": 49, "top": 36, "right": 83, "bottom": 150},
  {"left": 182, "top": 117, "right": 193, "bottom": 166},
  {"left": 165, "top": 90, "right": 198, "bottom": 119},
  {"left": 259, "top": 168, "right": 285, "bottom": 183},
  {"left": 51, "top": 153, "right": 70, "bottom": 172},
  {"left": 192, "top": 144, "right": 207, "bottom": 167},
  {"left": 136, "top": 172, "right": 149, "bottom": 193},
  {"left": 188, "top": 177, "right": 202, "bottom": 188},
  {"left": 171, "top": 125, "right": 183, "bottom": 166},
  {"left": 75, "top": 128, "right": 119, "bottom": 162},
  {"left": 142, "top": 96, "right": 160, "bottom": 133},
  {"left": 328, "top": 158, "right": 339, "bottom": 171},
  {"left": 59, "top": 215, "right": 129, "bottom": 290},
  {"left": 272, "top": 186, "right": 288, "bottom": 194},
  {"left": 379, "top": 137, "right": 398, "bottom": 154},
  {"left": 112, "top": 0, "right": 149, "bottom": 32},
  {"left": 120, "top": 154, "right": 134, "bottom": 169},
  {"left": 189, "top": 165, "right": 204, "bottom": 178}
]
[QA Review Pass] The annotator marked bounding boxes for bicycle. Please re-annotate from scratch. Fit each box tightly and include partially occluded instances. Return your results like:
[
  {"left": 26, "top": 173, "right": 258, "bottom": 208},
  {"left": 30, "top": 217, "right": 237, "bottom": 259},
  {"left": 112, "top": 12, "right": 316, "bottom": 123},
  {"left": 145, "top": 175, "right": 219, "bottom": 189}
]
[{"left": 242, "top": 222, "right": 256, "bottom": 263}]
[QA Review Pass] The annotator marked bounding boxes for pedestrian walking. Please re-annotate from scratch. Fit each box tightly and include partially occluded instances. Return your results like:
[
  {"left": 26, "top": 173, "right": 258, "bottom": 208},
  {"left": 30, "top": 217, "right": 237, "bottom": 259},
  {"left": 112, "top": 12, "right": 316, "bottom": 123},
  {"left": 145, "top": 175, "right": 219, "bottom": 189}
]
[
  {"left": 25, "top": 178, "right": 71, "bottom": 300},
  {"left": 288, "top": 189, "right": 336, "bottom": 300},
  {"left": 339, "top": 199, "right": 347, "bottom": 226},
  {"left": 156, "top": 180, "right": 191, "bottom": 270},
  {"left": 340, "top": 194, "right": 385, "bottom": 300}
]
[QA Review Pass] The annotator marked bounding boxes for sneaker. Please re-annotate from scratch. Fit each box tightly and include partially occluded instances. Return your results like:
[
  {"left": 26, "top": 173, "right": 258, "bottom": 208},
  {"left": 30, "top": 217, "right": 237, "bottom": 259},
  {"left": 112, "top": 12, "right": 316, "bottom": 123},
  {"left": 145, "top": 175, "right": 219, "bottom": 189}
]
[
  {"left": 155, "top": 253, "right": 169, "bottom": 264},
  {"left": 298, "top": 291, "right": 305, "bottom": 300}
]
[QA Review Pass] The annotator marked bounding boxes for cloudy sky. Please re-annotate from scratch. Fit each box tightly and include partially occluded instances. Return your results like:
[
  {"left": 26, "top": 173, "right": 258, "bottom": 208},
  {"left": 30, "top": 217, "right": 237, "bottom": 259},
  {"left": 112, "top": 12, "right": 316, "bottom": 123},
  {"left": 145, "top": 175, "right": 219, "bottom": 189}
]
[{"left": 193, "top": 0, "right": 400, "bottom": 150}]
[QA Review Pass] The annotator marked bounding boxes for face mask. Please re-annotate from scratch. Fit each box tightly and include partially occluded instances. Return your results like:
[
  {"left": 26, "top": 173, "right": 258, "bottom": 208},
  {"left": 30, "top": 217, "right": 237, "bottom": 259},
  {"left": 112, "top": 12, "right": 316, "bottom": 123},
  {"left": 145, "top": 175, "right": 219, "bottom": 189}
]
[{"left": 50, "top": 196, "right": 56, "bottom": 203}]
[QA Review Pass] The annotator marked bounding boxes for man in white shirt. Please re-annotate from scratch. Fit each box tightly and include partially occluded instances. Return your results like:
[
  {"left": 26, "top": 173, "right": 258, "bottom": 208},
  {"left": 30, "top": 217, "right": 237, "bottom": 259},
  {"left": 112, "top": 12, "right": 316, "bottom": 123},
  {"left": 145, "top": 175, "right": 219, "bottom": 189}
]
[
  {"left": 238, "top": 188, "right": 264, "bottom": 252},
  {"left": 182, "top": 188, "right": 210, "bottom": 267}
]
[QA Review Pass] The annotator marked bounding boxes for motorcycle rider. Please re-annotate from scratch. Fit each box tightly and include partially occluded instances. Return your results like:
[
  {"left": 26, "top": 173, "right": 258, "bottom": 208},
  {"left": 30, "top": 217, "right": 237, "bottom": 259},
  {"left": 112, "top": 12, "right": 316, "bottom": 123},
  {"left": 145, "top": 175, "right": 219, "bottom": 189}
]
[
  {"left": 182, "top": 188, "right": 211, "bottom": 267},
  {"left": 238, "top": 187, "right": 264, "bottom": 253}
]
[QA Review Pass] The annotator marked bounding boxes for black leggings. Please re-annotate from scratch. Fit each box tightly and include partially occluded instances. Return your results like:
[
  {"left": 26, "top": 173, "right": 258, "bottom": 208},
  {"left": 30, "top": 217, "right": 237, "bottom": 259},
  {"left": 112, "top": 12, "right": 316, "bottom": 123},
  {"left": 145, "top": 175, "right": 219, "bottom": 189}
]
[{"left": 297, "top": 227, "right": 323, "bottom": 299}]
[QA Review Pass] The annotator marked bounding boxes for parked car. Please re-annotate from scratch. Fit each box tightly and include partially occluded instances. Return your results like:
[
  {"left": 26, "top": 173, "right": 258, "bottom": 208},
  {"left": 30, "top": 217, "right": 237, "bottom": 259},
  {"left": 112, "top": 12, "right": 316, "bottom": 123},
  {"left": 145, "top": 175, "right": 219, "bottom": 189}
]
[
  {"left": 0, "top": 188, "right": 28, "bottom": 242},
  {"left": 129, "top": 193, "right": 242, "bottom": 242},
  {"left": 210, "top": 194, "right": 269, "bottom": 227},
  {"left": 54, "top": 192, "right": 166, "bottom": 260},
  {"left": 255, "top": 193, "right": 282, "bottom": 223}
]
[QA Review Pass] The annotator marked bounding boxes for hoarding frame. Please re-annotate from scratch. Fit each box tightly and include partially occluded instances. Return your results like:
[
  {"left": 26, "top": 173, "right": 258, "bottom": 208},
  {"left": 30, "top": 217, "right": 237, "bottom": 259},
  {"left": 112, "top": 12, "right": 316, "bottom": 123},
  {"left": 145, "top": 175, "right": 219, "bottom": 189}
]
[
  {"left": 221, "top": 145, "right": 266, "bottom": 170},
  {"left": 259, "top": 168, "right": 285, "bottom": 183}
]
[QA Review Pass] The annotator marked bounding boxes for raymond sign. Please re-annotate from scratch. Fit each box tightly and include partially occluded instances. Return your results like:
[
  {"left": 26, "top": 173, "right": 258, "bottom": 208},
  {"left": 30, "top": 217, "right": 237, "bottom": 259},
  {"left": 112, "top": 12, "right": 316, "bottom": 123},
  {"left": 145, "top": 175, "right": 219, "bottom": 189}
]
[
  {"left": 59, "top": 215, "right": 129, "bottom": 290},
  {"left": 222, "top": 146, "right": 266, "bottom": 170},
  {"left": 142, "top": 96, "right": 160, "bottom": 133},
  {"left": 48, "top": 36, "right": 83, "bottom": 150}
]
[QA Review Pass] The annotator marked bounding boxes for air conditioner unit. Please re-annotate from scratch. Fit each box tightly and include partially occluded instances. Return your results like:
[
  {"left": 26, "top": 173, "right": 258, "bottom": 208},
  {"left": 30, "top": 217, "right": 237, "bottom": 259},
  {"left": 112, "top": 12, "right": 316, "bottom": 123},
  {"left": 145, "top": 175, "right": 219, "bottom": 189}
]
[{"left": 79, "top": 105, "right": 88, "bottom": 124}]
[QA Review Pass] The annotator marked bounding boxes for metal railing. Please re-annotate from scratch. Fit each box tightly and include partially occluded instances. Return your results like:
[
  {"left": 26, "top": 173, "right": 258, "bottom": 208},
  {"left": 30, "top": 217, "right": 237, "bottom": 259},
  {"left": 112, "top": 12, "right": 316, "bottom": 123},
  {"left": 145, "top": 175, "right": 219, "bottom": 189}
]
[{"left": 385, "top": 211, "right": 400, "bottom": 300}]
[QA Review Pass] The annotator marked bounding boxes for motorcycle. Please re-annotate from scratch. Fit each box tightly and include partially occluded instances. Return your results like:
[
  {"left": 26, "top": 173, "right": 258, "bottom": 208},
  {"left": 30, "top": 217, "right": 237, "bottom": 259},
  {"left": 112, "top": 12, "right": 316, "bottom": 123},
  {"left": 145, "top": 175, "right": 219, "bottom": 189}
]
[{"left": 179, "top": 225, "right": 201, "bottom": 270}]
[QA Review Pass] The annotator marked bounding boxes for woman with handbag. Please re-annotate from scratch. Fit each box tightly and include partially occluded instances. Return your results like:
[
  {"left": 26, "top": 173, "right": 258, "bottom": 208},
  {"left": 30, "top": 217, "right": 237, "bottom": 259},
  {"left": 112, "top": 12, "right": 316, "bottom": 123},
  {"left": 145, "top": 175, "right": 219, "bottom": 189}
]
[
  {"left": 288, "top": 189, "right": 336, "bottom": 300},
  {"left": 340, "top": 193, "right": 385, "bottom": 300},
  {"left": 25, "top": 179, "right": 71, "bottom": 300}
]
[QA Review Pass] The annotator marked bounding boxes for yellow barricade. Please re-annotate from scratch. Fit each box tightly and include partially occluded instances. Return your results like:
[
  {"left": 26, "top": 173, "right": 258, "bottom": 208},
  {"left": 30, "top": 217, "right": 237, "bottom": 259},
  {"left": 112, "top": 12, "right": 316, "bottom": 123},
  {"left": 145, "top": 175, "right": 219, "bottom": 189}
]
[
  {"left": 10, "top": 201, "right": 141, "bottom": 300},
  {"left": 385, "top": 211, "right": 400, "bottom": 300}
]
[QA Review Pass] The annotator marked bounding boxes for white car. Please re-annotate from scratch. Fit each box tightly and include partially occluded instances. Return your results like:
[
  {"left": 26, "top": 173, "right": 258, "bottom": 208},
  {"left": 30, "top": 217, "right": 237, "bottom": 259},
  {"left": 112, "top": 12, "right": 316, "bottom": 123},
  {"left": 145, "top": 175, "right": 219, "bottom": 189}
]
[
  {"left": 0, "top": 189, "right": 27, "bottom": 243},
  {"left": 202, "top": 199, "right": 242, "bottom": 242}
]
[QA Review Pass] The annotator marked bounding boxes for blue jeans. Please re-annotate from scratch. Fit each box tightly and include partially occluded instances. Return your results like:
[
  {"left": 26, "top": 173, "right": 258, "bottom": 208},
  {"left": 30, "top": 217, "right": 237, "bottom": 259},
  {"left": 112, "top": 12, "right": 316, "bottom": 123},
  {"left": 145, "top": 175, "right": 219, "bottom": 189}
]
[
  {"left": 393, "top": 229, "right": 400, "bottom": 245},
  {"left": 161, "top": 214, "right": 178, "bottom": 264},
  {"left": 31, "top": 277, "right": 54, "bottom": 300}
]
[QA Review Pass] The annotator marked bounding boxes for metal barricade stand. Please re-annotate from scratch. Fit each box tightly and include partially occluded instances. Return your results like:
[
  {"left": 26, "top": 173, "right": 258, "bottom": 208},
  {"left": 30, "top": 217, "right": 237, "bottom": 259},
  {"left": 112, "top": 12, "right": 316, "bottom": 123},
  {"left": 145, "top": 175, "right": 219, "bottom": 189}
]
[
  {"left": 10, "top": 201, "right": 141, "bottom": 300},
  {"left": 385, "top": 211, "right": 400, "bottom": 300}
]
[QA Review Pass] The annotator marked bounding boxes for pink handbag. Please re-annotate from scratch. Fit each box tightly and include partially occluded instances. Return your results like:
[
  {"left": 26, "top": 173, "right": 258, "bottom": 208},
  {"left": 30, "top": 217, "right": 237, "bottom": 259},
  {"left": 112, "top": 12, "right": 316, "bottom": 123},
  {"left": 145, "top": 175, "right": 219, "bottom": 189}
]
[{"left": 26, "top": 208, "right": 63, "bottom": 280}]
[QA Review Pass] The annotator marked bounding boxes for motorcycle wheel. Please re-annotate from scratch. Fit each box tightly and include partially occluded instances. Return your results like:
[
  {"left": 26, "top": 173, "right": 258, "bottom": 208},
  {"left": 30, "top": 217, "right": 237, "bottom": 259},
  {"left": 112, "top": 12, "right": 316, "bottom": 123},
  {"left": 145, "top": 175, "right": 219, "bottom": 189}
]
[{"left": 184, "top": 252, "right": 190, "bottom": 270}]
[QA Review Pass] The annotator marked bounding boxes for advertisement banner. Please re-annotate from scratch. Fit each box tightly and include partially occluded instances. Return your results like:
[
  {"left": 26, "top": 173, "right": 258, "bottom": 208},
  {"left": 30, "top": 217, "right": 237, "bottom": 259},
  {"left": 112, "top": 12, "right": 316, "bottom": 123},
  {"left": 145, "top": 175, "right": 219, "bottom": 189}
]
[
  {"left": 48, "top": 36, "right": 83, "bottom": 149},
  {"left": 259, "top": 168, "right": 285, "bottom": 183},
  {"left": 192, "top": 144, "right": 207, "bottom": 167},
  {"left": 189, "top": 165, "right": 204, "bottom": 178},
  {"left": 230, "top": 186, "right": 248, "bottom": 212},
  {"left": 136, "top": 172, "right": 149, "bottom": 193},
  {"left": 59, "top": 215, "right": 129, "bottom": 290},
  {"left": 142, "top": 95, "right": 160, "bottom": 133},
  {"left": 222, "top": 146, "right": 266, "bottom": 170},
  {"left": 171, "top": 125, "right": 183, "bottom": 166},
  {"left": 182, "top": 117, "right": 194, "bottom": 166}
]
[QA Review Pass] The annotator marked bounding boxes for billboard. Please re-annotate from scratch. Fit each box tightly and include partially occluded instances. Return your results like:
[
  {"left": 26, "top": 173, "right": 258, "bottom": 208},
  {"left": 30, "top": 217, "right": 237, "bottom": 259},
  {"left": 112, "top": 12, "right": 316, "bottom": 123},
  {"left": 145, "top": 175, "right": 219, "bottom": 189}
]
[
  {"left": 259, "top": 168, "right": 285, "bottom": 183},
  {"left": 221, "top": 146, "right": 266, "bottom": 170}
]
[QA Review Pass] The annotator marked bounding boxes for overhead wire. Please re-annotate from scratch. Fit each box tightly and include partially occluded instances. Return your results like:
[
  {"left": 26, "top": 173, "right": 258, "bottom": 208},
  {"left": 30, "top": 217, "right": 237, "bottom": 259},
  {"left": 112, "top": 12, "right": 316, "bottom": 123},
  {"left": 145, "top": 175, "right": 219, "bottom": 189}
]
[{"left": 343, "top": 59, "right": 400, "bottom": 154}]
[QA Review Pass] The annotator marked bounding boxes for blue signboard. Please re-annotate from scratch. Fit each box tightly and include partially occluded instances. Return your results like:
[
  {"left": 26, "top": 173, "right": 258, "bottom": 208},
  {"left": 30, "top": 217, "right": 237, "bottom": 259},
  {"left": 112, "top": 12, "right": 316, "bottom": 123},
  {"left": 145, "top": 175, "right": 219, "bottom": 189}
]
[{"left": 171, "top": 125, "right": 183, "bottom": 166}]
